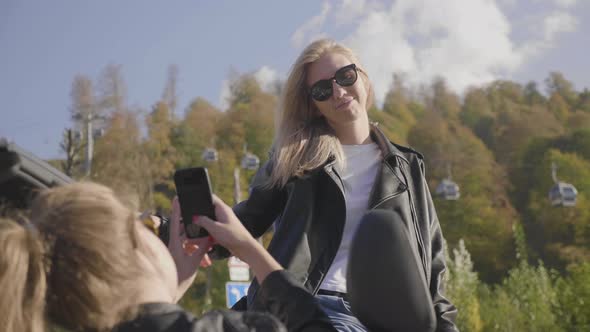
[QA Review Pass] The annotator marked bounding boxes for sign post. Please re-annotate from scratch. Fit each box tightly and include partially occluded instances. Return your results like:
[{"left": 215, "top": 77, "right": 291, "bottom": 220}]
[
  {"left": 225, "top": 282, "right": 249, "bottom": 308},
  {"left": 228, "top": 256, "right": 250, "bottom": 281}
]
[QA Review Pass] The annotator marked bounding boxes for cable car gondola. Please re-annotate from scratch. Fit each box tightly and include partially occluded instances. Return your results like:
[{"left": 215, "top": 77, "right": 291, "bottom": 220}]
[
  {"left": 241, "top": 153, "right": 260, "bottom": 171},
  {"left": 201, "top": 148, "right": 219, "bottom": 162},
  {"left": 435, "top": 178, "right": 460, "bottom": 200},
  {"left": 549, "top": 181, "right": 578, "bottom": 207},
  {"left": 548, "top": 162, "right": 578, "bottom": 207}
]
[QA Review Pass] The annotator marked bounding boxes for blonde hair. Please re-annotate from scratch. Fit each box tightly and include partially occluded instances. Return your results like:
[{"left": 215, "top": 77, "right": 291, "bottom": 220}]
[
  {"left": 0, "top": 182, "right": 145, "bottom": 332},
  {"left": 0, "top": 218, "right": 46, "bottom": 332},
  {"left": 269, "top": 39, "right": 374, "bottom": 188}
]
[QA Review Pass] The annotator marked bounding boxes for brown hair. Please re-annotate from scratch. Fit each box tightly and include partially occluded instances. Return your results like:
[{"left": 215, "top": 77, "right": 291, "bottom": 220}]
[
  {"left": 269, "top": 39, "right": 374, "bottom": 188},
  {"left": 0, "top": 182, "right": 146, "bottom": 332}
]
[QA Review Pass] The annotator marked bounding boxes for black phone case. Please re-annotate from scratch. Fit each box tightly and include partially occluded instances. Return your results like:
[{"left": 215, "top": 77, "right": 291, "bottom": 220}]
[{"left": 173, "top": 167, "right": 216, "bottom": 238}]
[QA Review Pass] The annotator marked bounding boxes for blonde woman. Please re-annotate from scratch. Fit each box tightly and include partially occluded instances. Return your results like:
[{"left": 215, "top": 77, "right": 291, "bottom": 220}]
[
  {"left": 233, "top": 39, "right": 458, "bottom": 331},
  {"left": 0, "top": 182, "right": 336, "bottom": 332}
]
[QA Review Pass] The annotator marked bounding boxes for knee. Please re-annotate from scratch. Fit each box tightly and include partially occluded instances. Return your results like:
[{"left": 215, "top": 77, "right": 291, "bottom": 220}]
[{"left": 357, "top": 209, "right": 408, "bottom": 244}]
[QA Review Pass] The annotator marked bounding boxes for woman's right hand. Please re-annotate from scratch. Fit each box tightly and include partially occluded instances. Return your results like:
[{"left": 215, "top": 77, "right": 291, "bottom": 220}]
[
  {"left": 194, "top": 195, "right": 259, "bottom": 260},
  {"left": 194, "top": 194, "right": 283, "bottom": 283}
]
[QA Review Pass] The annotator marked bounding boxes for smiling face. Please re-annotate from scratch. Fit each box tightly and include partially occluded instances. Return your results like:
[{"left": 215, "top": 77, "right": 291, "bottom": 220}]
[{"left": 306, "top": 52, "right": 370, "bottom": 135}]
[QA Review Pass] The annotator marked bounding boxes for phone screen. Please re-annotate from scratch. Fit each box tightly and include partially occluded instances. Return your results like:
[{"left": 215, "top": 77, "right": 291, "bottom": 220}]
[{"left": 174, "top": 167, "right": 215, "bottom": 238}]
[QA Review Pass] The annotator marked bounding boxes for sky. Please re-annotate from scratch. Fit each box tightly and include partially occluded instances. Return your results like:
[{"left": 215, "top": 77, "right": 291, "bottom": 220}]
[{"left": 1, "top": 0, "right": 589, "bottom": 159}]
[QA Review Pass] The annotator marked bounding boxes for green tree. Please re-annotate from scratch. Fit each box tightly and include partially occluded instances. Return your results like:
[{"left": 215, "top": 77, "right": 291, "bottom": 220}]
[
  {"left": 524, "top": 81, "right": 546, "bottom": 105},
  {"left": 172, "top": 97, "right": 221, "bottom": 169},
  {"left": 545, "top": 72, "right": 578, "bottom": 107},
  {"left": 409, "top": 113, "right": 518, "bottom": 282},
  {"left": 555, "top": 263, "right": 590, "bottom": 331},
  {"left": 576, "top": 88, "right": 590, "bottom": 113},
  {"left": 59, "top": 128, "right": 85, "bottom": 177},
  {"left": 429, "top": 77, "right": 462, "bottom": 119},
  {"left": 460, "top": 86, "right": 497, "bottom": 150},
  {"left": 445, "top": 240, "right": 483, "bottom": 332},
  {"left": 379, "top": 74, "right": 417, "bottom": 143},
  {"left": 548, "top": 92, "right": 570, "bottom": 123},
  {"left": 479, "top": 261, "right": 562, "bottom": 332},
  {"left": 514, "top": 140, "right": 590, "bottom": 270}
]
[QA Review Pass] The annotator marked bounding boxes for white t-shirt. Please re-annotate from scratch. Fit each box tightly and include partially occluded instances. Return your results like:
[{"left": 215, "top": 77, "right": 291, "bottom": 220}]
[{"left": 319, "top": 142, "right": 381, "bottom": 293}]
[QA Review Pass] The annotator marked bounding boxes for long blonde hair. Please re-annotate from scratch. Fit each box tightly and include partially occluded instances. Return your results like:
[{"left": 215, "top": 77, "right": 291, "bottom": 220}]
[
  {"left": 0, "top": 182, "right": 145, "bottom": 332},
  {"left": 269, "top": 39, "right": 374, "bottom": 188}
]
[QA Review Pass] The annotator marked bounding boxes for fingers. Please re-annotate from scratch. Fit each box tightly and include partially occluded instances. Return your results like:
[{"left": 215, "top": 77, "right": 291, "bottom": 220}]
[
  {"left": 184, "top": 236, "right": 213, "bottom": 247},
  {"left": 200, "top": 254, "right": 212, "bottom": 268},
  {"left": 196, "top": 215, "right": 224, "bottom": 230},
  {"left": 211, "top": 194, "right": 233, "bottom": 219},
  {"left": 169, "top": 197, "right": 182, "bottom": 246}
]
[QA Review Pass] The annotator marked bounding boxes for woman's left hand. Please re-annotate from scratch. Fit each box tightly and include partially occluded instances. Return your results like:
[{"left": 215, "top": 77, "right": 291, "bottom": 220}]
[{"left": 168, "top": 197, "right": 213, "bottom": 300}]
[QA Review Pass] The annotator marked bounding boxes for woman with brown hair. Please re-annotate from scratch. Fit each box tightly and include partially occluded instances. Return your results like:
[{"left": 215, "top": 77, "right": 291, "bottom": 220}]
[
  {"left": 233, "top": 39, "right": 458, "bottom": 331},
  {"left": 0, "top": 182, "right": 335, "bottom": 332}
]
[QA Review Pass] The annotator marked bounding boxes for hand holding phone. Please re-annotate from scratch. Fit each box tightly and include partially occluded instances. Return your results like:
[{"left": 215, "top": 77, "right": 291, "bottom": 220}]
[{"left": 173, "top": 167, "right": 216, "bottom": 238}]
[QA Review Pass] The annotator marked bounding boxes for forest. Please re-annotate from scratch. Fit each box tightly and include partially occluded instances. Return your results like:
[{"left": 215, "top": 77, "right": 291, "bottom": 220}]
[{"left": 55, "top": 64, "right": 590, "bottom": 331}]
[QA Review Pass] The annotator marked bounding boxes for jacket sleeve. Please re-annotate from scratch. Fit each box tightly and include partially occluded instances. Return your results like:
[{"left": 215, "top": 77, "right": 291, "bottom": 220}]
[
  {"left": 233, "top": 160, "right": 287, "bottom": 238},
  {"left": 253, "top": 270, "right": 337, "bottom": 332},
  {"left": 421, "top": 162, "right": 459, "bottom": 332}
]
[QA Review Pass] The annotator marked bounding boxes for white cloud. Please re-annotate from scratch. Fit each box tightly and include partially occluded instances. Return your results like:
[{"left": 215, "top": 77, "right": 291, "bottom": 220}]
[
  {"left": 543, "top": 11, "right": 577, "bottom": 39},
  {"left": 218, "top": 79, "right": 231, "bottom": 111},
  {"left": 346, "top": 0, "right": 523, "bottom": 105},
  {"left": 333, "top": 0, "right": 368, "bottom": 24},
  {"left": 553, "top": 0, "right": 577, "bottom": 8},
  {"left": 253, "top": 66, "right": 281, "bottom": 93},
  {"left": 292, "top": 0, "right": 580, "bottom": 106},
  {"left": 519, "top": 10, "right": 578, "bottom": 58},
  {"left": 291, "top": 2, "right": 332, "bottom": 48},
  {"left": 218, "top": 66, "right": 283, "bottom": 111}
]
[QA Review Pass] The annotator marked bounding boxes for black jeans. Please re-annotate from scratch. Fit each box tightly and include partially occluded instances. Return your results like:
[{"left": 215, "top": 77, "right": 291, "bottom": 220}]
[{"left": 347, "top": 210, "right": 436, "bottom": 332}]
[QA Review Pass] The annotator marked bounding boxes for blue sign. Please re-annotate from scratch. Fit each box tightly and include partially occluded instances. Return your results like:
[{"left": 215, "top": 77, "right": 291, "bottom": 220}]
[{"left": 226, "top": 282, "right": 250, "bottom": 308}]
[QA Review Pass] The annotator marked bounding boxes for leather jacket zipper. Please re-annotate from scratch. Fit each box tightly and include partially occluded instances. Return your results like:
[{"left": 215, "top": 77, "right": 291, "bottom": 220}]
[
  {"left": 399, "top": 164, "right": 429, "bottom": 278},
  {"left": 309, "top": 162, "right": 346, "bottom": 295}
]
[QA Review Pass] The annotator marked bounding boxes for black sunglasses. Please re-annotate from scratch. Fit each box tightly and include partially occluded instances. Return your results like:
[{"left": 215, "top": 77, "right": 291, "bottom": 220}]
[{"left": 309, "top": 63, "right": 358, "bottom": 102}]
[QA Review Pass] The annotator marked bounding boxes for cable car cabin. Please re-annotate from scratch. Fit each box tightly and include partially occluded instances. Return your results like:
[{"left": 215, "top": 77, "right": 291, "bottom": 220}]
[
  {"left": 549, "top": 182, "right": 578, "bottom": 207},
  {"left": 435, "top": 178, "right": 460, "bottom": 200},
  {"left": 241, "top": 153, "right": 260, "bottom": 171},
  {"left": 202, "top": 148, "right": 218, "bottom": 162}
]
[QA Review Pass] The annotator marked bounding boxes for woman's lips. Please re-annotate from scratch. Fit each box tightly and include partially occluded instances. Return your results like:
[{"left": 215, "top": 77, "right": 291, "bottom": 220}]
[{"left": 336, "top": 98, "right": 353, "bottom": 109}]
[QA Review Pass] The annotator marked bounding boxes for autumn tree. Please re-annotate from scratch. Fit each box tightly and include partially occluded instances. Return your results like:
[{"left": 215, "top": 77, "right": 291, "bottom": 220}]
[
  {"left": 428, "top": 77, "right": 462, "bottom": 119},
  {"left": 91, "top": 110, "right": 152, "bottom": 210},
  {"left": 172, "top": 97, "right": 221, "bottom": 169},
  {"left": 97, "top": 64, "right": 127, "bottom": 114},
  {"left": 378, "top": 73, "right": 417, "bottom": 144},
  {"left": 524, "top": 81, "right": 546, "bottom": 105},
  {"left": 545, "top": 71, "right": 578, "bottom": 107},
  {"left": 548, "top": 92, "right": 570, "bottom": 123},
  {"left": 409, "top": 112, "right": 518, "bottom": 282},
  {"left": 67, "top": 74, "right": 105, "bottom": 177},
  {"left": 144, "top": 101, "right": 178, "bottom": 211}
]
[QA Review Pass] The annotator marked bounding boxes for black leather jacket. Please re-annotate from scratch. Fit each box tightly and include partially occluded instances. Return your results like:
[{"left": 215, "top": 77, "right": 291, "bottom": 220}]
[
  {"left": 114, "top": 270, "right": 336, "bottom": 332},
  {"left": 234, "top": 125, "right": 458, "bottom": 332}
]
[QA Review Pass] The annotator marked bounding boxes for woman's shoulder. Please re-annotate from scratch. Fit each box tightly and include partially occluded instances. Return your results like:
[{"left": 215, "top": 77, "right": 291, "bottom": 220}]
[{"left": 390, "top": 142, "right": 424, "bottom": 160}]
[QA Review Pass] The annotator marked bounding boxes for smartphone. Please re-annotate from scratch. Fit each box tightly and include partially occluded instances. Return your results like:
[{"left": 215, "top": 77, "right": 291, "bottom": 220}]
[{"left": 173, "top": 167, "right": 216, "bottom": 238}]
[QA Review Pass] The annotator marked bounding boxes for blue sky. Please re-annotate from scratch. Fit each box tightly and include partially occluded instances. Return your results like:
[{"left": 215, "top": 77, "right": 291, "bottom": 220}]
[{"left": 1, "top": 0, "right": 589, "bottom": 159}]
